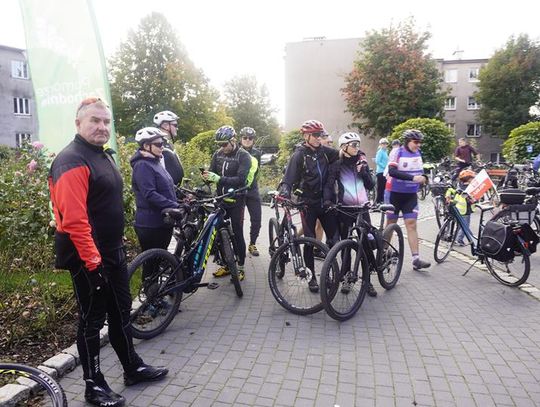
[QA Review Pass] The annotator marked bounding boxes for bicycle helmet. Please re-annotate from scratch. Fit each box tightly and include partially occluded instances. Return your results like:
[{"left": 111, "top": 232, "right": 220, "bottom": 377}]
[
  {"left": 391, "top": 139, "right": 401, "bottom": 147},
  {"left": 215, "top": 125, "right": 236, "bottom": 142},
  {"left": 153, "top": 111, "right": 179, "bottom": 126},
  {"left": 458, "top": 169, "right": 476, "bottom": 181},
  {"left": 338, "top": 132, "right": 361, "bottom": 147},
  {"left": 239, "top": 127, "right": 256, "bottom": 137},
  {"left": 135, "top": 127, "right": 166, "bottom": 145},
  {"left": 402, "top": 129, "right": 424, "bottom": 141},
  {"left": 300, "top": 120, "right": 324, "bottom": 134},
  {"left": 379, "top": 137, "right": 389, "bottom": 145}
]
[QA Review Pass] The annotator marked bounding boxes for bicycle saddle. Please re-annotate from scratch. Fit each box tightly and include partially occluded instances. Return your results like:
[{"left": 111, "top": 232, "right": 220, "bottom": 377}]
[{"left": 378, "top": 204, "right": 395, "bottom": 212}]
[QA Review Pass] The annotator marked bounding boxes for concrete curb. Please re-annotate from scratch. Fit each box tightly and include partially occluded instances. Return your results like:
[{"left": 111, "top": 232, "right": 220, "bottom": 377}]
[{"left": 0, "top": 326, "right": 109, "bottom": 406}]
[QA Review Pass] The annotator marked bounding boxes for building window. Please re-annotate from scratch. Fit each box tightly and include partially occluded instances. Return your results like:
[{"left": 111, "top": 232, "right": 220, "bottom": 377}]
[
  {"left": 444, "top": 97, "right": 456, "bottom": 110},
  {"left": 444, "top": 69, "right": 458, "bottom": 83},
  {"left": 469, "top": 68, "right": 480, "bottom": 82},
  {"left": 446, "top": 123, "right": 455, "bottom": 134},
  {"left": 13, "top": 98, "right": 30, "bottom": 115},
  {"left": 490, "top": 153, "right": 505, "bottom": 164},
  {"left": 467, "top": 97, "right": 480, "bottom": 110},
  {"left": 15, "top": 133, "right": 32, "bottom": 147},
  {"left": 11, "top": 60, "right": 29, "bottom": 79},
  {"left": 467, "top": 124, "right": 482, "bottom": 137}
]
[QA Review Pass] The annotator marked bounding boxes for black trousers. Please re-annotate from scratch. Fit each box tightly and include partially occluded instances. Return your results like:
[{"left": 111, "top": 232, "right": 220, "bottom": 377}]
[
  {"left": 300, "top": 205, "right": 337, "bottom": 273},
  {"left": 376, "top": 173, "right": 387, "bottom": 203},
  {"left": 226, "top": 199, "right": 246, "bottom": 266},
  {"left": 69, "top": 248, "right": 142, "bottom": 382},
  {"left": 135, "top": 226, "right": 174, "bottom": 282},
  {"left": 245, "top": 187, "right": 262, "bottom": 245}
]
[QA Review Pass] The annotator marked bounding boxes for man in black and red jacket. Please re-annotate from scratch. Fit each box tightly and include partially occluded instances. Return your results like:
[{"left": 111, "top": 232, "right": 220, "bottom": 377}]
[{"left": 48, "top": 98, "right": 167, "bottom": 407}]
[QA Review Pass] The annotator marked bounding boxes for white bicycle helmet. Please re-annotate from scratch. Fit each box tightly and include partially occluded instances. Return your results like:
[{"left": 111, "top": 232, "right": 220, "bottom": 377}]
[
  {"left": 153, "top": 111, "right": 179, "bottom": 126},
  {"left": 379, "top": 137, "right": 389, "bottom": 145},
  {"left": 338, "top": 132, "right": 361, "bottom": 147},
  {"left": 135, "top": 127, "right": 166, "bottom": 145}
]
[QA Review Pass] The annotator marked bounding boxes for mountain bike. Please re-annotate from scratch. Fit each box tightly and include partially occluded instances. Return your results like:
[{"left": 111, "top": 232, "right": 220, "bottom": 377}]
[
  {"left": 434, "top": 201, "right": 532, "bottom": 287},
  {"left": 267, "top": 190, "right": 288, "bottom": 256},
  {"left": 320, "top": 203, "right": 404, "bottom": 321},
  {"left": 267, "top": 194, "right": 331, "bottom": 315},
  {"left": 127, "top": 187, "right": 247, "bottom": 340},
  {"left": 0, "top": 363, "right": 67, "bottom": 406}
]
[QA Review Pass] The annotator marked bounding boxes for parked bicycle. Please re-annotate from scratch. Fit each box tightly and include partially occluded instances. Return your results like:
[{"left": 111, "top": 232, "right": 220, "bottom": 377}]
[
  {"left": 267, "top": 192, "right": 331, "bottom": 316},
  {"left": 127, "top": 186, "right": 247, "bottom": 340},
  {"left": 319, "top": 203, "right": 404, "bottom": 321},
  {"left": 434, "top": 196, "right": 537, "bottom": 287},
  {"left": 0, "top": 363, "right": 67, "bottom": 406}
]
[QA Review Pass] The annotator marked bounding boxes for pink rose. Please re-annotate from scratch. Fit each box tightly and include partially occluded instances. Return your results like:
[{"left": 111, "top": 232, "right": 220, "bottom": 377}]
[
  {"left": 31, "top": 141, "right": 44, "bottom": 150},
  {"left": 27, "top": 159, "right": 38, "bottom": 173}
]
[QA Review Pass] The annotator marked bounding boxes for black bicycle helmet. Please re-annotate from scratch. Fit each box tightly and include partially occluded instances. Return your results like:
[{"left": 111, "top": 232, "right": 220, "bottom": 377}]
[
  {"left": 239, "top": 127, "right": 256, "bottom": 137},
  {"left": 402, "top": 129, "right": 424, "bottom": 141},
  {"left": 215, "top": 125, "right": 236, "bottom": 142}
]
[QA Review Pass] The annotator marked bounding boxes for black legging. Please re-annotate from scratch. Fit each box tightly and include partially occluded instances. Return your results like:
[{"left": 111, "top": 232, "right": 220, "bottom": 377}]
[
  {"left": 225, "top": 199, "right": 246, "bottom": 266},
  {"left": 135, "top": 226, "right": 174, "bottom": 282},
  {"left": 245, "top": 187, "right": 262, "bottom": 245},
  {"left": 300, "top": 205, "right": 337, "bottom": 273},
  {"left": 376, "top": 173, "right": 386, "bottom": 203},
  {"left": 70, "top": 248, "right": 143, "bottom": 382}
]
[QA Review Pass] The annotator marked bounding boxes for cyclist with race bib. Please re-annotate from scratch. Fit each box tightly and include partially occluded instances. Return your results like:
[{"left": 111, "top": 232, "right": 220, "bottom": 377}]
[
  {"left": 325, "top": 132, "right": 378, "bottom": 296},
  {"left": 202, "top": 126, "right": 256, "bottom": 281},
  {"left": 386, "top": 129, "right": 431, "bottom": 271},
  {"left": 280, "top": 119, "right": 339, "bottom": 293},
  {"left": 153, "top": 110, "right": 184, "bottom": 186}
]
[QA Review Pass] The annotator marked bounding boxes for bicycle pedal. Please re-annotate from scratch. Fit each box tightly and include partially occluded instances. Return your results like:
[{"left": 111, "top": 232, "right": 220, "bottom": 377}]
[{"left": 207, "top": 282, "right": 220, "bottom": 290}]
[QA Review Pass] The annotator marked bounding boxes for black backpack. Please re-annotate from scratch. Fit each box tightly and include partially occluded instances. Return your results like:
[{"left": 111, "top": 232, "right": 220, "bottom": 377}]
[{"left": 480, "top": 221, "right": 517, "bottom": 262}]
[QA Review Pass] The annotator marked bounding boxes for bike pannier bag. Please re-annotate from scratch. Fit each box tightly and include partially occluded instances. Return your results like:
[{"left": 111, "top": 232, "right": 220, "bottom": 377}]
[
  {"left": 480, "top": 221, "right": 517, "bottom": 262},
  {"left": 499, "top": 188, "right": 526, "bottom": 205},
  {"left": 518, "top": 223, "right": 539, "bottom": 254}
]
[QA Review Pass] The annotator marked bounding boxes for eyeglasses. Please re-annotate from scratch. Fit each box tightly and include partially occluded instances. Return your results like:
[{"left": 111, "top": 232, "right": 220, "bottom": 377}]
[
  {"left": 169, "top": 122, "right": 178, "bottom": 128},
  {"left": 347, "top": 142, "right": 361, "bottom": 148},
  {"left": 242, "top": 136, "right": 254, "bottom": 140},
  {"left": 216, "top": 142, "right": 229, "bottom": 147},
  {"left": 310, "top": 132, "right": 323, "bottom": 138},
  {"left": 76, "top": 97, "right": 102, "bottom": 113},
  {"left": 151, "top": 142, "right": 164, "bottom": 148}
]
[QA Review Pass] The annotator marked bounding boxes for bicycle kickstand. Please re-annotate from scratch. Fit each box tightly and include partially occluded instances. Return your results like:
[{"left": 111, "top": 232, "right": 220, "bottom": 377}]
[{"left": 462, "top": 259, "right": 479, "bottom": 276}]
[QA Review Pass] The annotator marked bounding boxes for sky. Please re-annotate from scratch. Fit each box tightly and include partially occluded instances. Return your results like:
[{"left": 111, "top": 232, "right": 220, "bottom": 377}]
[{"left": 2, "top": 0, "right": 540, "bottom": 124}]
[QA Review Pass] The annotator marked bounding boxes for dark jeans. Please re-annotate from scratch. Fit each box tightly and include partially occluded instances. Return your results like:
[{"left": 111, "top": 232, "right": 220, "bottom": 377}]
[
  {"left": 376, "top": 173, "right": 386, "bottom": 203},
  {"left": 226, "top": 199, "right": 246, "bottom": 266},
  {"left": 300, "top": 205, "right": 337, "bottom": 274},
  {"left": 69, "top": 248, "right": 142, "bottom": 382},
  {"left": 135, "top": 226, "right": 174, "bottom": 282},
  {"left": 245, "top": 187, "right": 262, "bottom": 245}
]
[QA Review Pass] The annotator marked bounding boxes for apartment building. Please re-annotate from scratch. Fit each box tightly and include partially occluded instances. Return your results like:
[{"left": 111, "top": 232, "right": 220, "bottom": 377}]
[
  {"left": 284, "top": 38, "right": 500, "bottom": 161},
  {"left": 0, "top": 45, "right": 38, "bottom": 148}
]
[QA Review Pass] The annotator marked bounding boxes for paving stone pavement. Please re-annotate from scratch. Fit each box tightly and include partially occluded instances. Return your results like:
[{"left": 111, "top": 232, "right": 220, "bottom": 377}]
[{"left": 58, "top": 205, "right": 540, "bottom": 407}]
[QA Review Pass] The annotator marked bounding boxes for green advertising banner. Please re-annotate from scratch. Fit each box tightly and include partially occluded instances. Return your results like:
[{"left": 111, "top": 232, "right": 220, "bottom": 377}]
[{"left": 19, "top": 0, "right": 116, "bottom": 155}]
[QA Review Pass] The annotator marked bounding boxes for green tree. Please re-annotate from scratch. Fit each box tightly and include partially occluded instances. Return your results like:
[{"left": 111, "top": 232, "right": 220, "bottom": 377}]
[
  {"left": 276, "top": 130, "right": 303, "bottom": 168},
  {"left": 109, "top": 12, "right": 227, "bottom": 140},
  {"left": 502, "top": 122, "right": 540, "bottom": 163},
  {"left": 224, "top": 75, "right": 281, "bottom": 147},
  {"left": 476, "top": 34, "right": 540, "bottom": 137},
  {"left": 178, "top": 130, "right": 216, "bottom": 181},
  {"left": 389, "top": 118, "right": 454, "bottom": 163},
  {"left": 342, "top": 19, "right": 447, "bottom": 137}
]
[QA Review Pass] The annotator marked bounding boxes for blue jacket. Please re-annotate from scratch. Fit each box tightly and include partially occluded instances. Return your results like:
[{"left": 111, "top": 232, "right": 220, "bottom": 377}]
[
  {"left": 130, "top": 150, "right": 179, "bottom": 229},
  {"left": 375, "top": 148, "right": 388, "bottom": 174},
  {"left": 534, "top": 154, "right": 540, "bottom": 172}
]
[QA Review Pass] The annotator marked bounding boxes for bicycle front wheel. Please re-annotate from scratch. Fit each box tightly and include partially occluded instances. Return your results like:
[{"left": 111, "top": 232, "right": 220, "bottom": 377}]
[
  {"left": 434, "top": 196, "right": 446, "bottom": 228},
  {"left": 268, "top": 217, "right": 281, "bottom": 256},
  {"left": 0, "top": 363, "right": 67, "bottom": 407},
  {"left": 434, "top": 218, "right": 459, "bottom": 263},
  {"left": 320, "top": 239, "right": 369, "bottom": 321},
  {"left": 485, "top": 252, "right": 530, "bottom": 287},
  {"left": 219, "top": 228, "right": 243, "bottom": 298},
  {"left": 268, "top": 237, "right": 328, "bottom": 315},
  {"left": 128, "top": 248, "right": 183, "bottom": 340},
  {"left": 378, "top": 223, "right": 404, "bottom": 289}
]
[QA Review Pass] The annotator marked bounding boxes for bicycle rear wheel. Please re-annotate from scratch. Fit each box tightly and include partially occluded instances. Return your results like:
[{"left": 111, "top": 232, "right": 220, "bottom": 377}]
[
  {"left": 434, "top": 218, "right": 459, "bottom": 263},
  {"left": 434, "top": 196, "right": 446, "bottom": 228},
  {"left": 219, "top": 228, "right": 243, "bottom": 298},
  {"left": 378, "top": 223, "right": 404, "bottom": 289},
  {"left": 0, "top": 363, "right": 67, "bottom": 407},
  {"left": 128, "top": 248, "right": 183, "bottom": 340},
  {"left": 320, "top": 239, "right": 369, "bottom": 321},
  {"left": 268, "top": 237, "right": 328, "bottom": 315},
  {"left": 485, "top": 251, "right": 530, "bottom": 287}
]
